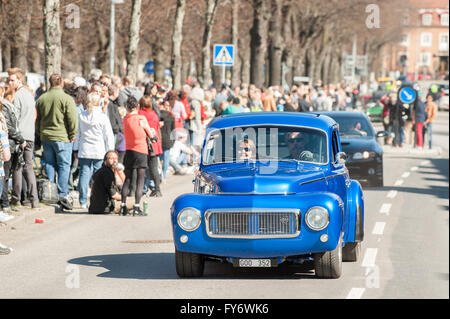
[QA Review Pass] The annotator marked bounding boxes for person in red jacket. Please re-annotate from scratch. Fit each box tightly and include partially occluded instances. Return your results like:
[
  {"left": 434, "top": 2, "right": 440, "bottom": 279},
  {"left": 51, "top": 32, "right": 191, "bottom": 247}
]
[
  {"left": 138, "top": 96, "right": 163, "bottom": 197},
  {"left": 121, "top": 96, "right": 156, "bottom": 216}
]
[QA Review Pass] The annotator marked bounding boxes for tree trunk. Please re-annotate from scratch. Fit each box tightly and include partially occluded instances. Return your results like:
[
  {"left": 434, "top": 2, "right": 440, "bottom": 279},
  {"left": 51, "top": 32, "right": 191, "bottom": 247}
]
[
  {"left": 12, "top": 5, "right": 32, "bottom": 71},
  {"left": 306, "top": 46, "right": 316, "bottom": 84},
  {"left": 126, "top": 0, "right": 142, "bottom": 84},
  {"left": 43, "top": 0, "right": 62, "bottom": 87},
  {"left": 96, "top": 20, "right": 110, "bottom": 73},
  {"left": 322, "top": 47, "right": 332, "bottom": 84},
  {"left": 201, "top": 0, "right": 220, "bottom": 88},
  {"left": 28, "top": 35, "right": 43, "bottom": 73},
  {"left": 153, "top": 38, "right": 167, "bottom": 83},
  {"left": 250, "top": 0, "right": 270, "bottom": 88},
  {"left": 171, "top": 0, "right": 186, "bottom": 90},
  {"left": 269, "top": 0, "right": 283, "bottom": 87},
  {"left": 239, "top": 39, "right": 251, "bottom": 86},
  {"left": 231, "top": 0, "right": 241, "bottom": 89}
]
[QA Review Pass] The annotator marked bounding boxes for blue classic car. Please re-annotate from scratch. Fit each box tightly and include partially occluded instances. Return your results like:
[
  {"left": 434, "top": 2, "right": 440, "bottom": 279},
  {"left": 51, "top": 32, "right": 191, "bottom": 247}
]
[{"left": 171, "top": 112, "right": 364, "bottom": 279}]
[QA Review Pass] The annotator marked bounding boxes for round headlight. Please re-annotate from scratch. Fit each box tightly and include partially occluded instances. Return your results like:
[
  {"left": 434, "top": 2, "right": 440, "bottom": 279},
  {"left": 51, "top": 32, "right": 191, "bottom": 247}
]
[
  {"left": 177, "top": 208, "right": 201, "bottom": 232},
  {"left": 305, "top": 206, "right": 329, "bottom": 231}
]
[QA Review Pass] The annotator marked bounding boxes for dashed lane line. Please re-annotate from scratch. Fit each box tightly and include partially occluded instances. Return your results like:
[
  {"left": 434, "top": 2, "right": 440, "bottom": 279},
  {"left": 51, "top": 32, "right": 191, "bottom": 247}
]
[
  {"left": 394, "top": 179, "right": 404, "bottom": 186},
  {"left": 372, "top": 222, "right": 386, "bottom": 235},
  {"left": 379, "top": 203, "right": 392, "bottom": 215},
  {"left": 346, "top": 288, "right": 366, "bottom": 299},
  {"left": 361, "top": 248, "right": 378, "bottom": 268},
  {"left": 386, "top": 190, "right": 398, "bottom": 199}
]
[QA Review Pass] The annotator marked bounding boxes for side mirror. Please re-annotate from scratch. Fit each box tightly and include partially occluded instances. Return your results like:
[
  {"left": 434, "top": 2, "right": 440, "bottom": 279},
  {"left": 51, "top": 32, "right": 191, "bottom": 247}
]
[{"left": 335, "top": 152, "right": 347, "bottom": 165}]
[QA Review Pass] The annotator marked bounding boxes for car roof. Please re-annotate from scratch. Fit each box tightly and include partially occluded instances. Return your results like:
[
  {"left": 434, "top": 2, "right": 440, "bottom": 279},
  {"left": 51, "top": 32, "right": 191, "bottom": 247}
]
[
  {"left": 208, "top": 112, "right": 336, "bottom": 132},
  {"left": 319, "top": 111, "right": 369, "bottom": 120}
]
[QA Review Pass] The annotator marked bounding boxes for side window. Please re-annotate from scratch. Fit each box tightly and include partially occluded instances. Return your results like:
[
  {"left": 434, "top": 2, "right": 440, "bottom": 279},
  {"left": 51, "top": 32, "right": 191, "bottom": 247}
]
[{"left": 332, "top": 130, "right": 339, "bottom": 164}]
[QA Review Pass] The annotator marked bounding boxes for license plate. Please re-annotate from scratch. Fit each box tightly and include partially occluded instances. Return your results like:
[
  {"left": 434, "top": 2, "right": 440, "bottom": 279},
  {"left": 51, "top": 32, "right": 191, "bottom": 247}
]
[{"left": 237, "top": 259, "right": 272, "bottom": 268}]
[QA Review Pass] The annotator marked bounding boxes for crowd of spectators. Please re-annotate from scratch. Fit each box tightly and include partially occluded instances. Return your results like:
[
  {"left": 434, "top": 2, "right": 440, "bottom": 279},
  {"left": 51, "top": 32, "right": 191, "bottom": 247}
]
[{"left": 0, "top": 67, "right": 440, "bottom": 218}]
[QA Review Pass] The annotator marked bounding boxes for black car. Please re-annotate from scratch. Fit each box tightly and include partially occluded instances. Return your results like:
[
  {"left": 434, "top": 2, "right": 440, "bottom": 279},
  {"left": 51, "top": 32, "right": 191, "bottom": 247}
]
[{"left": 321, "top": 111, "right": 387, "bottom": 187}]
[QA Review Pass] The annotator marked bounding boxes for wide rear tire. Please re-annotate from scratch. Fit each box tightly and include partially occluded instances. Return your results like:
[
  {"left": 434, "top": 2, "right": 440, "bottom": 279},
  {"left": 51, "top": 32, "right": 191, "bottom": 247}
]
[
  {"left": 314, "top": 238, "right": 343, "bottom": 279},
  {"left": 175, "top": 249, "right": 205, "bottom": 278}
]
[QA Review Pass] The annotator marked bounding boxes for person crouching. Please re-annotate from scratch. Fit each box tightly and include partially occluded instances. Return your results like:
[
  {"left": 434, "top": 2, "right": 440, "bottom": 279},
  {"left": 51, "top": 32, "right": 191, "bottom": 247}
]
[{"left": 88, "top": 151, "right": 122, "bottom": 214}]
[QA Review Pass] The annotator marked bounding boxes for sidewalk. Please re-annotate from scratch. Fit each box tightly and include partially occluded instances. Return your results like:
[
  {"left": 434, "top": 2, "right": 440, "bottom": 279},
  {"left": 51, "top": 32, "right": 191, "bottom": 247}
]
[
  {"left": 0, "top": 166, "right": 198, "bottom": 231},
  {"left": 382, "top": 144, "right": 443, "bottom": 157}
]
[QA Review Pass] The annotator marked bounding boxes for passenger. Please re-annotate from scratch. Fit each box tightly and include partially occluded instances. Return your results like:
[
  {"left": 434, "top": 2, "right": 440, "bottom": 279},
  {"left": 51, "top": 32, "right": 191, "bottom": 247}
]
[{"left": 237, "top": 136, "right": 256, "bottom": 160}]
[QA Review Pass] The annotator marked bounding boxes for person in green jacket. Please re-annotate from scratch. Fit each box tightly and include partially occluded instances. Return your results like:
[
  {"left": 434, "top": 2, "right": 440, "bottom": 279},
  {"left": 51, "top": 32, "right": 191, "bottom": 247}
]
[{"left": 35, "top": 74, "right": 78, "bottom": 210}]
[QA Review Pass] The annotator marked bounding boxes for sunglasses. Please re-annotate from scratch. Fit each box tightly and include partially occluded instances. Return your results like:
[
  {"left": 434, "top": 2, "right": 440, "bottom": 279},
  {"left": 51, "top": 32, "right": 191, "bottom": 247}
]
[{"left": 287, "top": 137, "right": 305, "bottom": 143}]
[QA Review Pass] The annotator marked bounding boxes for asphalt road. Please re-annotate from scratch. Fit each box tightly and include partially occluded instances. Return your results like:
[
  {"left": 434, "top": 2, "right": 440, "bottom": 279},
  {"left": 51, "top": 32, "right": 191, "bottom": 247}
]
[{"left": 0, "top": 112, "right": 448, "bottom": 300}]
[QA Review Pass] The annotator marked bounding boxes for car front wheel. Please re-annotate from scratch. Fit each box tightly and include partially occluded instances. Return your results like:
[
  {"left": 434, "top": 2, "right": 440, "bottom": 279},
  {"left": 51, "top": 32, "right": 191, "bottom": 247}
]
[
  {"left": 314, "top": 238, "right": 343, "bottom": 279},
  {"left": 175, "top": 249, "right": 205, "bottom": 278}
]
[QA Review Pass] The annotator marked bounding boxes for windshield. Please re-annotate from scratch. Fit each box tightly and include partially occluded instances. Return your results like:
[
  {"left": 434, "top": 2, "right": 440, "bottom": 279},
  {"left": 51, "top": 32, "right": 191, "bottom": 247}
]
[
  {"left": 203, "top": 125, "right": 328, "bottom": 165},
  {"left": 332, "top": 117, "right": 374, "bottom": 138}
]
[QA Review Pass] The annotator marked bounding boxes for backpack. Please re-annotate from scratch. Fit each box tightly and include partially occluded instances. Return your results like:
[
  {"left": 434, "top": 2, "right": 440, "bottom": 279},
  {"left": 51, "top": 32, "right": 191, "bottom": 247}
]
[{"left": 37, "top": 179, "right": 59, "bottom": 204}]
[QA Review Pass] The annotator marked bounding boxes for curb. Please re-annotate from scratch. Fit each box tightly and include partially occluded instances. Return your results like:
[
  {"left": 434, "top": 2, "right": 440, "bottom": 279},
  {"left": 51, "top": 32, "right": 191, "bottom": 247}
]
[
  {"left": 0, "top": 204, "right": 56, "bottom": 230},
  {"left": 382, "top": 146, "right": 443, "bottom": 157}
]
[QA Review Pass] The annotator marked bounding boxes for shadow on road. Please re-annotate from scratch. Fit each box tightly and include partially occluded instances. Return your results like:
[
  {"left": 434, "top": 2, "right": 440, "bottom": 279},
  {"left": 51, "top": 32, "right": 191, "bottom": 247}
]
[
  {"left": 67, "top": 253, "right": 316, "bottom": 280},
  {"left": 364, "top": 158, "right": 449, "bottom": 201}
]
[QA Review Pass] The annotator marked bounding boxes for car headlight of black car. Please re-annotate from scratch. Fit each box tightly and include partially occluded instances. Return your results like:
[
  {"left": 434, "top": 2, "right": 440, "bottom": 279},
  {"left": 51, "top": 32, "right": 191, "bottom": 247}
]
[{"left": 353, "top": 151, "right": 376, "bottom": 160}]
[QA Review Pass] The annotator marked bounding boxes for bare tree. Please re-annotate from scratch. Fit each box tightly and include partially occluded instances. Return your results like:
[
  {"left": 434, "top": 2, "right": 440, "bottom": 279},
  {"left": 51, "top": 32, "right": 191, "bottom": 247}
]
[
  {"left": 171, "top": 0, "right": 186, "bottom": 90},
  {"left": 126, "top": 0, "right": 142, "bottom": 84},
  {"left": 43, "top": 0, "right": 62, "bottom": 86},
  {"left": 201, "top": 0, "right": 220, "bottom": 88},
  {"left": 231, "top": 0, "right": 241, "bottom": 88},
  {"left": 250, "top": 0, "right": 270, "bottom": 88},
  {"left": 268, "top": 0, "right": 283, "bottom": 86}
]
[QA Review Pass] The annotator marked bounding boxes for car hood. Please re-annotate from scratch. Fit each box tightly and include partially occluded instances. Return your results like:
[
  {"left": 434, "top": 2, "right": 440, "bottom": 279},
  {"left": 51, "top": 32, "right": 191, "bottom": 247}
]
[
  {"left": 200, "top": 162, "right": 328, "bottom": 194},
  {"left": 339, "top": 137, "right": 382, "bottom": 156}
]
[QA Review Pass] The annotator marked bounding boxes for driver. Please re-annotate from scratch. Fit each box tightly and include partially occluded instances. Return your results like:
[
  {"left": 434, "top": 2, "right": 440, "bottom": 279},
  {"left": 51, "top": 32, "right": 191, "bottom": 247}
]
[
  {"left": 285, "top": 131, "right": 313, "bottom": 162},
  {"left": 340, "top": 121, "right": 367, "bottom": 136}
]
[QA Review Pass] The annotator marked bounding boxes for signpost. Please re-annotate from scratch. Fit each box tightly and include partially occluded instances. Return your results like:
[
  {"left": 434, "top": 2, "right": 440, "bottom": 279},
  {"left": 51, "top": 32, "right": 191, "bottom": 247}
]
[{"left": 213, "top": 44, "right": 235, "bottom": 84}]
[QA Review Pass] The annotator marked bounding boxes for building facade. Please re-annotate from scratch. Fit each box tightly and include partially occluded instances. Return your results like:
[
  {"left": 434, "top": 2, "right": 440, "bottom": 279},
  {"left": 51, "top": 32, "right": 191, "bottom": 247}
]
[{"left": 383, "top": 0, "right": 449, "bottom": 80}]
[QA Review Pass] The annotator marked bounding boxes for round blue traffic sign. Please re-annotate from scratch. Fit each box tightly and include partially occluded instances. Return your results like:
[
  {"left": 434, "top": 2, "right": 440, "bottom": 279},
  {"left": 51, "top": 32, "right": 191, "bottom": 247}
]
[
  {"left": 398, "top": 87, "right": 417, "bottom": 104},
  {"left": 144, "top": 61, "right": 154, "bottom": 74}
]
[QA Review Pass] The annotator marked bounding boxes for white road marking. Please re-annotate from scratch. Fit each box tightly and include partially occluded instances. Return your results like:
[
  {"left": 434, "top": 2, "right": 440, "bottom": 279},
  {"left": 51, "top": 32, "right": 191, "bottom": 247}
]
[
  {"left": 394, "top": 180, "right": 404, "bottom": 186},
  {"left": 379, "top": 203, "right": 392, "bottom": 215},
  {"left": 362, "top": 248, "right": 378, "bottom": 267},
  {"left": 346, "top": 288, "right": 366, "bottom": 299},
  {"left": 386, "top": 190, "right": 398, "bottom": 199},
  {"left": 411, "top": 166, "right": 418, "bottom": 171},
  {"left": 372, "top": 222, "right": 386, "bottom": 235},
  {"left": 401, "top": 172, "right": 410, "bottom": 179}
]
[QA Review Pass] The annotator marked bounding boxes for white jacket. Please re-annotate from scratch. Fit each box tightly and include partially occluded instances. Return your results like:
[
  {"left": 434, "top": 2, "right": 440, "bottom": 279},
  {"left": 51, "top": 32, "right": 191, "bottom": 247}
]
[{"left": 74, "top": 107, "right": 114, "bottom": 159}]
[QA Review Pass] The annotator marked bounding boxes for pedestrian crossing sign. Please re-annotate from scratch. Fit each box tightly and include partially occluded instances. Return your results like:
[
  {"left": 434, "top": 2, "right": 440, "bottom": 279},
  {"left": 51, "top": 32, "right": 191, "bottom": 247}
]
[{"left": 213, "top": 44, "right": 235, "bottom": 66}]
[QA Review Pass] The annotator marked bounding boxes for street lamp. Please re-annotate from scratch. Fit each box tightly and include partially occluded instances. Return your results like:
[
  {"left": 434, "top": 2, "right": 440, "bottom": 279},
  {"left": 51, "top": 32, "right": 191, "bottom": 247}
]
[{"left": 110, "top": 0, "right": 124, "bottom": 76}]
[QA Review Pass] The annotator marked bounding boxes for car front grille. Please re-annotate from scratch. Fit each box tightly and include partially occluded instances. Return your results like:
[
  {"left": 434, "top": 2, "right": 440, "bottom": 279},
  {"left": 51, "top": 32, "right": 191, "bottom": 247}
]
[{"left": 205, "top": 209, "right": 300, "bottom": 239}]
